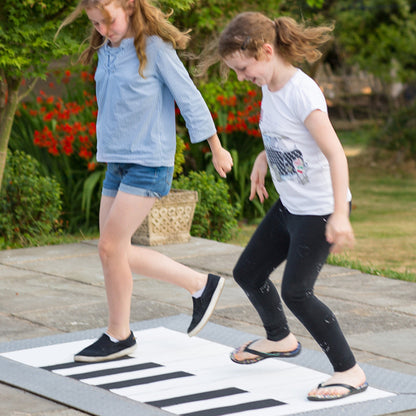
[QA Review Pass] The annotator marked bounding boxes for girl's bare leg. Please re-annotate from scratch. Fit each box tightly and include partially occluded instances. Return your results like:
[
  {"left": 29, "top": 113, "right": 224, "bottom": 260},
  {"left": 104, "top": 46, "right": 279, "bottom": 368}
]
[{"left": 99, "top": 192, "right": 207, "bottom": 341}]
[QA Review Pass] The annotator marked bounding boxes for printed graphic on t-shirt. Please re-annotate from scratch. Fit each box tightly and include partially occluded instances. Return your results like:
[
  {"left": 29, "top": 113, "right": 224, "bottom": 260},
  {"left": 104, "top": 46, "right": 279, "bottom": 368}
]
[{"left": 263, "top": 134, "right": 309, "bottom": 185}]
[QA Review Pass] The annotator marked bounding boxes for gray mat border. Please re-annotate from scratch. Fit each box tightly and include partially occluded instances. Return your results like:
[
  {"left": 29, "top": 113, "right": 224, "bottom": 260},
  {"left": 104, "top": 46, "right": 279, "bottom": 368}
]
[{"left": 1, "top": 314, "right": 415, "bottom": 416}]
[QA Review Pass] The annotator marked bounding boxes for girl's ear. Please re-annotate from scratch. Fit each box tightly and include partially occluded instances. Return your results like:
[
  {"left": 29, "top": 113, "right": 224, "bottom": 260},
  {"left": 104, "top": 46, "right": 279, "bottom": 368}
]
[{"left": 262, "top": 43, "right": 274, "bottom": 60}]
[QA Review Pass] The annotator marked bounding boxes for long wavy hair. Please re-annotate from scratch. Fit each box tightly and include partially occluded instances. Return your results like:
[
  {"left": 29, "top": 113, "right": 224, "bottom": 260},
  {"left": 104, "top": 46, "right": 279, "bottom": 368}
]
[
  {"left": 57, "top": 0, "right": 190, "bottom": 77},
  {"left": 198, "top": 12, "right": 333, "bottom": 77}
]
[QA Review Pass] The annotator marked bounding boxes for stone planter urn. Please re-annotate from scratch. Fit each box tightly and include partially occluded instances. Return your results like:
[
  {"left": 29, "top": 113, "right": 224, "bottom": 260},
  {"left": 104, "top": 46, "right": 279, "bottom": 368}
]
[{"left": 132, "top": 189, "right": 198, "bottom": 246}]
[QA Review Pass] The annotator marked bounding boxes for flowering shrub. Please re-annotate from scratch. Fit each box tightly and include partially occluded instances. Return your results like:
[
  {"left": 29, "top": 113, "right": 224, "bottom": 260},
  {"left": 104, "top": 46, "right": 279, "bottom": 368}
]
[
  {"left": 214, "top": 90, "right": 261, "bottom": 140},
  {"left": 26, "top": 72, "right": 97, "bottom": 170},
  {"left": 11, "top": 68, "right": 104, "bottom": 231}
]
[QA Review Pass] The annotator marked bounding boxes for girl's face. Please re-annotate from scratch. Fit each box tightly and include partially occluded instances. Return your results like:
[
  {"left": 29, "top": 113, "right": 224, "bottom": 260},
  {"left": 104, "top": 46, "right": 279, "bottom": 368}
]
[
  {"left": 86, "top": 1, "right": 133, "bottom": 47},
  {"left": 224, "top": 49, "right": 273, "bottom": 87}
]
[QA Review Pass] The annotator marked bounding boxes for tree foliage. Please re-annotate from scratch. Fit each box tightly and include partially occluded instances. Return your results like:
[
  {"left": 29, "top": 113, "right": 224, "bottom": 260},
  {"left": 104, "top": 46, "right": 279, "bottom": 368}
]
[
  {"left": 0, "top": 0, "right": 86, "bottom": 192},
  {"left": 330, "top": 0, "right": 416, "bottom": 83}
]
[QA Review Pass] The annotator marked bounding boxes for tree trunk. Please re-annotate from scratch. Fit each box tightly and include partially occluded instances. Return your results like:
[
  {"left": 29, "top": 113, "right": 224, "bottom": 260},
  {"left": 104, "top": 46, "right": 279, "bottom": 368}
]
[{"left": 0, "top": 78, "right": 20, "bottom": 193}]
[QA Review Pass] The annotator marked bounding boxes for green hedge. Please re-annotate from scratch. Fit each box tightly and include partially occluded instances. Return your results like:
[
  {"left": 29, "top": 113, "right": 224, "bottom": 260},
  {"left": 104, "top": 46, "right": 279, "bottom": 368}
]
[
  {"left": 0, "top": 150, "right": 62, "bottom": 247},
  {"left": 173, "top": 171, "right": 240, "bottom": 242}
]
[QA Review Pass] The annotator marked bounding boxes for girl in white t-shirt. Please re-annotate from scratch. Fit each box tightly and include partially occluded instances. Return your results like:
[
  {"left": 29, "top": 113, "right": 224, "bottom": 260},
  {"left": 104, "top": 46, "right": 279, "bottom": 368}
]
[{"left": 201, "top": 12, "right": 367, "bottom": 401}]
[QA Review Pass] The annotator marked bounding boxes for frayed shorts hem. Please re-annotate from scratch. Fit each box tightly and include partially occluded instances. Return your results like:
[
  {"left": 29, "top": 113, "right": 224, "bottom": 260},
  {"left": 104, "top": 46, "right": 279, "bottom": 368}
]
[{"left": 102, "top": 185, "right": 161, "bottom": 198}]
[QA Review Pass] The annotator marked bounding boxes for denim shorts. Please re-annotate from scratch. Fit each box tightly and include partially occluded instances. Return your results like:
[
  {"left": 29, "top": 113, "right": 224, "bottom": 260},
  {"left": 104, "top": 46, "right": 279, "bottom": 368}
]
[{"left": 102, "top": 163, "right": 174, "bottom": 198}]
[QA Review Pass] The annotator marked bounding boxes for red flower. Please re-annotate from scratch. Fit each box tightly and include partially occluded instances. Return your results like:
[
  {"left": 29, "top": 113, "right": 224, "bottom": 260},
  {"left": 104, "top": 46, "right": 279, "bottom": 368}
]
[
  {"left": 227, "top": 96, "right": 237, "bottom": 106},
  {"left": 88, "top": 122, "right": 96, "bottom": 136},
  {"left": 79, "top": 148, "right": 93, "bottom": 160},
  {"left": 227, "top": 111, "right": 235, "bottom": 122},
  {"left": 78, "top": 135, "right": 90, "bottom": 144},
  {"left": 43, "top": 112, "right": 54, "bottom": 121},
  {"left": 225, "top": 124, "right": 233, "bottom": 133},
  {"left": 48, "top": 145, "right": 59, "bottom": 156},
  {"left": 216, "top": 95, "right": 225, "bottom": 106},
  {"left": 62, "top": 136, "right": 74, "bottom": 156},
  {"left": 73, "top": 121, "right": 84, "bottom": 133},
  {"left": 61, "top": 123, "right": 73, "bottom": 133}
]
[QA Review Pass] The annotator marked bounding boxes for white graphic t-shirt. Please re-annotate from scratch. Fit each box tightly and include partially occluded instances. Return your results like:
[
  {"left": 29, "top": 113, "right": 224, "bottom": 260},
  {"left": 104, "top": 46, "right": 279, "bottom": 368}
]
[{"left": 260, "top": 69, "right": 351, "bottom": 215}]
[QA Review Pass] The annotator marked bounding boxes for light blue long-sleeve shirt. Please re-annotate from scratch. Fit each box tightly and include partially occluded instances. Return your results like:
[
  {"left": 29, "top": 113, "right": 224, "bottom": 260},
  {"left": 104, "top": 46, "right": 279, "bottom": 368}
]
[{"left": 95, "top": 36, "right": 216, "bottom": 166}]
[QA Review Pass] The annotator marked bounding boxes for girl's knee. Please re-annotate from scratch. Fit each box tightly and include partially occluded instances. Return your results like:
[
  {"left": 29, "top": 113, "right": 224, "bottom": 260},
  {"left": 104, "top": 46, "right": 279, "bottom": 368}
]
[
  {"left": 98, "top": 235, "right": 118, "bottom": 261},
  {"left": 233, "top": 263, "right": 251, "bottom": 288},
  {"left": 282, "top": 283, "right": 313, "bottom": 308}
]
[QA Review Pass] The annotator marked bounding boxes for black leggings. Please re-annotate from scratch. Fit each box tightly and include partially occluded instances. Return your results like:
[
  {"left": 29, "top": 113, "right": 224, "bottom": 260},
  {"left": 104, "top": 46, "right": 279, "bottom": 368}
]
[{"left": 233, "top": 199, "right": 356, "bottom": 372}]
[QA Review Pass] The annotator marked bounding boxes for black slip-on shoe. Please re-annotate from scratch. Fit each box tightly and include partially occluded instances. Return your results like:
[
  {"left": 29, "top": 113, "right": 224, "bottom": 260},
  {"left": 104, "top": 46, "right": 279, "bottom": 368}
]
[
  {"left": 74, "top": 331, "right": 137, "bottom": 363},
  {"left": 187, "top": 274, "right": 225, "bottom": 337}
]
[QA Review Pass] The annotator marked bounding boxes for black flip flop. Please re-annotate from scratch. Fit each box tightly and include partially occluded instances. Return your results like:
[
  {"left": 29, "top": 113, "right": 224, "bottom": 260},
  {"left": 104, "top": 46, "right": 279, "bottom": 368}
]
[
  {"left": 308, "top": 381, "right": 369, "bottom": 401},
  {"left": 230, "top": 340, "right": 302, "bottom": 364}
]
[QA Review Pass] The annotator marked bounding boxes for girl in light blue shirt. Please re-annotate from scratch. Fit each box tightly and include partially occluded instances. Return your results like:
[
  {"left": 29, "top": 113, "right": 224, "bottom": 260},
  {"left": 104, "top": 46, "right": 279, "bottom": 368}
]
[{"left": 58, "top": 0, "right": 233, "bottom": 362}]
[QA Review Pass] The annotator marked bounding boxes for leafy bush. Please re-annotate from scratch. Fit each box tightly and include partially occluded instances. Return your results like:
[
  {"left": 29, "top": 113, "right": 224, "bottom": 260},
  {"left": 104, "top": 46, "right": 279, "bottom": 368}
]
[
  {"left": 372, "top": 102, "right": 416, "bottom": 160},
  {"left": 0, "top": 150, "right": 62, "bottom": 248},
  {"left": 172, "top": 171, "right": 240, "bottom": 242}
]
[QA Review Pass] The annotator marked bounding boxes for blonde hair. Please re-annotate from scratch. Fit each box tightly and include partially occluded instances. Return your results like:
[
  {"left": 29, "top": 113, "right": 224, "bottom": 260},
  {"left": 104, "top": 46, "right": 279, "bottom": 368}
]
[
  {"left": 198, "top": 12, "right": 333, "bottom": 76},
  {"left": 56, "top": 0, "right": 190, "bottom": 77}
]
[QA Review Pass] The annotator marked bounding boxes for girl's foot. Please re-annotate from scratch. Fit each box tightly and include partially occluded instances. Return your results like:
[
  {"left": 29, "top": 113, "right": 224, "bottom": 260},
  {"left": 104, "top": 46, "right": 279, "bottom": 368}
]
[
  {"left": 187, "top": 274, "right": 225, "bottom": 337},
  {"left": 74, "top": 331, "right": 137, "bottom": 363},
  {"left": 231, "top": 333, "right": 300, "bottom": 364},
  {"left": 308, "top": 364, "right": 367, "bottom": 401}
]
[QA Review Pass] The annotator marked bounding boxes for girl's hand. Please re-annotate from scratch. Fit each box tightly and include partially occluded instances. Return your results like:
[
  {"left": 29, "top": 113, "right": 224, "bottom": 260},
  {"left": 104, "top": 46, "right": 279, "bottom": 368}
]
[
  {"left": 326, "top": 212, "right": 355, "bottom": 254},
  {"left": 207, "top": 134, "right": 233, "bottom": 178},
  {"left": 250, "top": 151, "right": 269, "bottom": 203},
  {"left": 212, "top": 147, "right": 233, "bottom": 178}
]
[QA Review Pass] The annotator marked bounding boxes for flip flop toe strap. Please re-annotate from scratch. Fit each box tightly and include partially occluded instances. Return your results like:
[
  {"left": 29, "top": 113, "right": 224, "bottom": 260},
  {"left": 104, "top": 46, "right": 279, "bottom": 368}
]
[
  {"left": 244, "top": 341, "right": 301, "bottom": 358},
  {"left": 318, "top": 382, "right": 368, "bottom": 393},
  {"left": 244, "top": 347, "right": 280, "bottom": 358}
]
